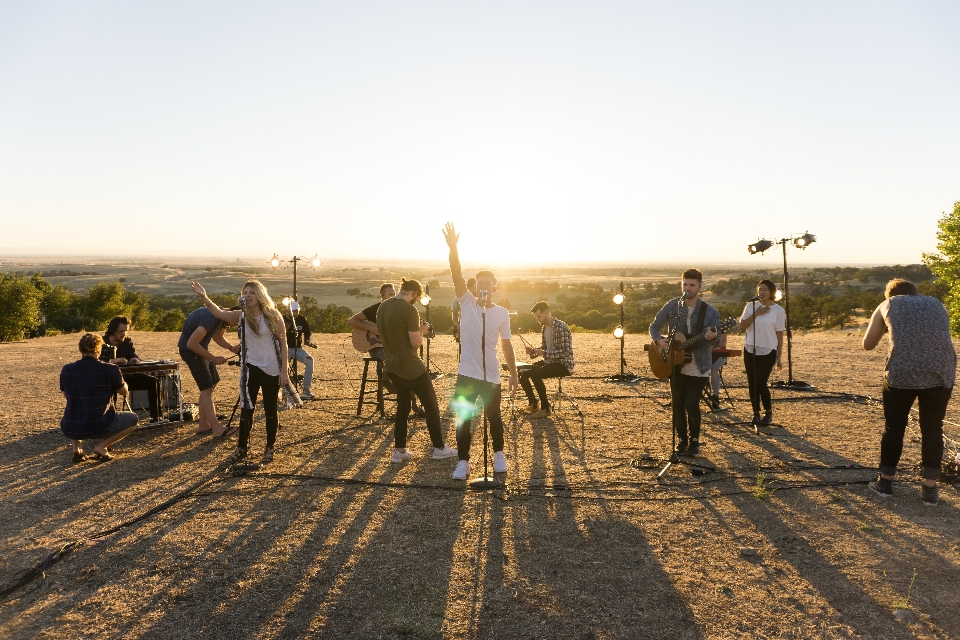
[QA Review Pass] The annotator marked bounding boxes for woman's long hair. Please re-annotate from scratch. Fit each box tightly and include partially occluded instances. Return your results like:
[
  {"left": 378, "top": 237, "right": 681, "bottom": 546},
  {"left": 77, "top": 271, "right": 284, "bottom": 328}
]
[{"left": 242, "top": 280, "right": 285, "bottom": 339}]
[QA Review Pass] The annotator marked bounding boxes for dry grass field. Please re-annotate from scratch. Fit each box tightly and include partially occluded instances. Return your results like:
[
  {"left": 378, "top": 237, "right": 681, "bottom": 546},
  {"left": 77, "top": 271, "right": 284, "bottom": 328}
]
[{"left": 0, "top": 329, "right": 958, "bottom": 639}]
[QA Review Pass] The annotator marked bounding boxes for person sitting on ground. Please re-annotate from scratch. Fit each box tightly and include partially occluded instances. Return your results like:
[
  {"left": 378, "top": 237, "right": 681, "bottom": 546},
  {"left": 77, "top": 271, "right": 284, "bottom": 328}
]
[
  {"left": 519, "top": 301, "right": 574, "bottom": 419},
  {"left": 60, "top": 333, "right": 140, "bottom": 462},
  {"left": 99, "top": 315, "right": 160, "bottom": 422},
  {"left": 863, "top": 278, "right": 956, "bottom": 507},
  {"left": 284, "top": 301, "right": 317, "bottom": 400}
]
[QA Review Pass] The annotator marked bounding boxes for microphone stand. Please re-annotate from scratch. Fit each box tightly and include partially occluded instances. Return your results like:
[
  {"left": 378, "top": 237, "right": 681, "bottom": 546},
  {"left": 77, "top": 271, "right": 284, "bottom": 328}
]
[
  {"left": 750, "top": 298, "right": 761, "bottom": 433},
  {"left": 470, "top": 292, "right": 499, "bottom": 489},
  {"left": 225, "top": 297, "right": 247, "bottom": 431},
  {"left": 658, "top": 294, "right": 687, "bottom": 478}
]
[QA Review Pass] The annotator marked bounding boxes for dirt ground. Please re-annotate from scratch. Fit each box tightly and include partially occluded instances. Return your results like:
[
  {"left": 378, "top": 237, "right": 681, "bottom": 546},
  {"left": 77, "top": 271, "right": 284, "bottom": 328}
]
[{"left": 0, "top": 329, "right": 958, "bottom": 639}]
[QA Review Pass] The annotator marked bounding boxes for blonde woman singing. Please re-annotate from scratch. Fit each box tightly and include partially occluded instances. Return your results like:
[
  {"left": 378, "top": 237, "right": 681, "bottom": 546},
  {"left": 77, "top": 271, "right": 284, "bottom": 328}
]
[{"left": 191, "top": 280, "right": 289, "bottom": 464}]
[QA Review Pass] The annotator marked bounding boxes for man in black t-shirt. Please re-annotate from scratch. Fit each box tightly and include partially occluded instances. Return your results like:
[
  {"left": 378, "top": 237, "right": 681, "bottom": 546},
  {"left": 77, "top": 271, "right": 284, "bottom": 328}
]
[
  {"left": 178, "top": 306, "right": 240, "bottom": 436},
  {"left": 348, "top": 283, "right": 396, "bottom": 361},
  {"left": 284, "top": 301, "right": 317, "bottom": 399},
  {"left": 99, "top": 316, "right": 161, "bottom": 422}
]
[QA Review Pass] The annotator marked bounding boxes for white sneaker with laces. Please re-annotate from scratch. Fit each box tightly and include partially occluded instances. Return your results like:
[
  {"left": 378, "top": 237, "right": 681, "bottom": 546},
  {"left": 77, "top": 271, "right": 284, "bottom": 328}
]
[
  {"left": 452, "top": 460, "right": 469, "bottom": 480},
  {"left": 391, "top": 449, "right": 412, "bottom": 463},
  {"left": 493, "top": 451, "right": 507, "bottom": 473},
  {"left": 432, "top": 444, "right": 458, "bottom": 460}
]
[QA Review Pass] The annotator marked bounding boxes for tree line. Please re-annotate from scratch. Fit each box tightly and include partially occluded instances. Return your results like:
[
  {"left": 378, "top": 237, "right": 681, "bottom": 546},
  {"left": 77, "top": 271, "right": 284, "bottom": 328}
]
[{"left": 0, "top": 274, "right": 355, "bottom": 342}]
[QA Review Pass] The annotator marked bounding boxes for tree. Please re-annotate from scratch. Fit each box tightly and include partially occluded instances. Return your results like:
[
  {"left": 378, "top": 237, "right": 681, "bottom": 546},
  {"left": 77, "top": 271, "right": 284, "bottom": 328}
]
[
  {"left": 923, "top": 201, "right": 960, "bottom": 333},
  {"left": 0, "top": 274, "right": 42, "bottom": 341}
]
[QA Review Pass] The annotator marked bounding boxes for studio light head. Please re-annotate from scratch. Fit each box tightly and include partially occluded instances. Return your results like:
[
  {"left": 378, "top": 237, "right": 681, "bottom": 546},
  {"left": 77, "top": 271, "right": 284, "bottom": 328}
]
[
  {"left": 419, "top": 294, "right": 431, "bottom": 306},
  {"left": 270, "top": 254, "right": 281, "bottom": 268},
  {"left": 282, "top": 296, "right": 292, "bottom": 307},
  {"left": 613, "top": 326, "right": 624, "bottom": 339},
  {"left": 748, "top": 239, "right": 774, "bottom": 255},
  {"left": 310, "top": 255, "right": 321, "bottom": 268},
  {"left": 793, "top": 232, "right": 817, "bottom": 249},
  {"left": 775, "top": 290, "right": 784, "bottom": 302},
  {"left": 613, "top": 292, "right": 625, "bottom": 305}
]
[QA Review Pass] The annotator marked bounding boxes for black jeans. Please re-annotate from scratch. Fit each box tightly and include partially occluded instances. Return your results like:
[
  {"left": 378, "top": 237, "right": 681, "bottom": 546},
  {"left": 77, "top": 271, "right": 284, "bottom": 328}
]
[
  {"left": 744, "top": 349, "right": 777, "bottom": 415},
  {"left": 238, "top": 364, "right": 280, "bottom": 451},
  {"left": 519, "top": 361, "right": 570, "bottom": 409},
  {"left": 880, "top": 382, "right": 951, "bottom": 480},
  {"left": 671, "top": 370, "right": 708, "bottom": 444},
  {"left": 452, "top": 375, "right": 504, "bottom": 460},
  {"left": 124, "top": 372, "right": 159, "bottom": 421},
  {"left": 388, "top": 372, "right": 445, "bottom": 450}
]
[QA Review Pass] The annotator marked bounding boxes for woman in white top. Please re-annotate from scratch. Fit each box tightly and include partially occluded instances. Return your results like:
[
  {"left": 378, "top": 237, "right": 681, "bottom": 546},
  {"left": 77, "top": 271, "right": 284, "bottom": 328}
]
[
  {"left": 192, "top": 279, "right": 289, "bottom": 465},
  {"left": 739, "top": 279, "right": 786, "bottom": 426}
]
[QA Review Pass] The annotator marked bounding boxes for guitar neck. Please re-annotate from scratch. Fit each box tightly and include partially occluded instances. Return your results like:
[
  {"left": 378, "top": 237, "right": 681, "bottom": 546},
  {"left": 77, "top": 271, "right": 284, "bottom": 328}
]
[{"left": 677, "top": 329, "right": 712, "bottom": 351}]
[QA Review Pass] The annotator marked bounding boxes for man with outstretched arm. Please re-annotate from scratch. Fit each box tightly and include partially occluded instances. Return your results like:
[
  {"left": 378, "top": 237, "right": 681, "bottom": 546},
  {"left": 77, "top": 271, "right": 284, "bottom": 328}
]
[
  {"left": 443, "top": 222, "right": 518, "bottom": 480},
  {"left": 178, "top": 306, "right": 240, "bottom": 437}
]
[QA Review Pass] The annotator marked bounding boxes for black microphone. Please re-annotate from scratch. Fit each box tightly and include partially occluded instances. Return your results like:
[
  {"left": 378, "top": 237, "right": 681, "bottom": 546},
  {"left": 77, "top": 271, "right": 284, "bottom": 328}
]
[
  {"left": 237, "top": 296, "right": 245, "bottom": 307},
  {"left": 681, "top": 291, "right": 691, "bottom": 299},
  {"left": 747, "top": 294, "right": 762, "bottom": 302}
]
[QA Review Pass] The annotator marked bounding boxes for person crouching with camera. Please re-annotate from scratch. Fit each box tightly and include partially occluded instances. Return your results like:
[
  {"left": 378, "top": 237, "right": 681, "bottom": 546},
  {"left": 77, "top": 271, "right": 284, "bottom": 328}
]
[{"left": 376, "top": 278, "right": 457, "bottom": 463}]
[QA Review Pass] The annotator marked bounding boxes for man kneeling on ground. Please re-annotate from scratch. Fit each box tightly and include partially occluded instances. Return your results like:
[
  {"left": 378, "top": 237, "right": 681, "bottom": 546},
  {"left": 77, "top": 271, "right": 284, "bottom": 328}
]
[{"left": 60, "top": 333, "right": 140, "bottom": 462}]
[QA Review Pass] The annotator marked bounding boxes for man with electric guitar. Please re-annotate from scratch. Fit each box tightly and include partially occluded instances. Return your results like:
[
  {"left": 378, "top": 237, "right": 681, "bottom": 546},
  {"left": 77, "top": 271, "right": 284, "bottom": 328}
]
[{"left": 649, "top": 269, "right": 733, "bottom": 457}]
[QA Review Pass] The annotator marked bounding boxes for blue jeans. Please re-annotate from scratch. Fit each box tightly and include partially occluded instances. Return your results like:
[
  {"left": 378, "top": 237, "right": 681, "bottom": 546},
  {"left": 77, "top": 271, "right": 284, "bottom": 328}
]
[{"left": 289, "top": 347, "right": 314, "bottom": 394}]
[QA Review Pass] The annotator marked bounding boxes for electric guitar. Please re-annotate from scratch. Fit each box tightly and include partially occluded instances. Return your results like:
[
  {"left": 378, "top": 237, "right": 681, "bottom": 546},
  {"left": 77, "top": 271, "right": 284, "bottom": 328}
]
[
  {"left": 352, "top": 328, "right": 383, "bottom": 353},
  {"left": 647, "top": 318, "right": 738, "bottom": 379}
]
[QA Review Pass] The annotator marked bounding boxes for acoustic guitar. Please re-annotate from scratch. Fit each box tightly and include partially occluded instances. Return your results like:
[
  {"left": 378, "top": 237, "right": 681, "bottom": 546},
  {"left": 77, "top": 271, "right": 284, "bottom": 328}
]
[
  {"left": 647, "top": 318, "right": 738, "bottom": 379},
  {"left": 352, "top": 328, "right": 383, "bottom": 353}
]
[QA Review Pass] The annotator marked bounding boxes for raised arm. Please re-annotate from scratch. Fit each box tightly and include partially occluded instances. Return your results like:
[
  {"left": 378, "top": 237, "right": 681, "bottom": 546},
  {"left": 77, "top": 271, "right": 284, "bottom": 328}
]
[
  {"left": 444, "top": 222, "right": 467, "bottom": 299},
  {"left": 190, "top": 281, "right": 242, "bottom": 324}
]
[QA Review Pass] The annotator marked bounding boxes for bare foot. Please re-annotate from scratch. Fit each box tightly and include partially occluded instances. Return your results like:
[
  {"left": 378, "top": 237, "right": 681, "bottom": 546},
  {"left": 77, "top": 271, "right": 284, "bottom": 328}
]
[{"left": 195, "top": 426, "right": 213, "bottom": 434}]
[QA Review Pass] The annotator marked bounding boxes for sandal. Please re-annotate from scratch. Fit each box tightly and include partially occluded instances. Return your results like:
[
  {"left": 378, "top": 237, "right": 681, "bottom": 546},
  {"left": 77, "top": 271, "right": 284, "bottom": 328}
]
[
  {"left": 225, "top": 447, "right": 247, "bottom": 465},
  {"left": 72, "top": 452, "right": 88, "bottom": 464},
  {"left": 215, "top": 425, "right": 239, "bottom": 439},
  {"left": 261, "top": 448, "right": 274, "bottom": 464},
  {"left": 92, "top": 451, "right": 113, "bottom": 462}
]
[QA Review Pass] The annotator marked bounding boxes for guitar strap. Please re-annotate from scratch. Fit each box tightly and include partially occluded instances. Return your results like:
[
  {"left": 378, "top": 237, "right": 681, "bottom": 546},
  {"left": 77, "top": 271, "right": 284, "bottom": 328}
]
[{"left": 695, "top": 300, "right": 708, "bottom": 336}]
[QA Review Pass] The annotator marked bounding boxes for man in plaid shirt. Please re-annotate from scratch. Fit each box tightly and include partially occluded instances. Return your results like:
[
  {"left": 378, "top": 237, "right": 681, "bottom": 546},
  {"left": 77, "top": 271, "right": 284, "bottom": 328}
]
[{"left": 520, "top": 301, "right": 575, "bottom": 418}]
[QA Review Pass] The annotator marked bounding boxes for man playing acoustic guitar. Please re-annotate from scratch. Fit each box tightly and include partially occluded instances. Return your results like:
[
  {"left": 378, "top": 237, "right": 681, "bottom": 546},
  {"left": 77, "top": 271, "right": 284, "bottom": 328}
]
[{"left": 650, "top": 268, "right": 720, "bottom": 457}]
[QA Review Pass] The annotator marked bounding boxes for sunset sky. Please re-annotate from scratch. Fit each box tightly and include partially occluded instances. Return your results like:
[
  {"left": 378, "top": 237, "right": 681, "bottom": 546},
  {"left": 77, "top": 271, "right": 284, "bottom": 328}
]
[{"left": 1, "top": 2, "right": 958, "bottom": 267}]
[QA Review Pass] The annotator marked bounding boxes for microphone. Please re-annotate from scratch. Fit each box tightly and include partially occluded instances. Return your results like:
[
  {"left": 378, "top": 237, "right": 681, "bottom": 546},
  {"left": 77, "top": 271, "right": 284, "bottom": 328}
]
[
  {"left": 681, "top": 291, "right": 691, "bottom": 299},
  {"left": 237, "top": 296, "right": 245, "bottom": 307},
  {"left": 747, "top": 294, "right": 762, "bottom": 302},
  {"left": 480, "top": 289, "right": 488, "bottom": 303}
]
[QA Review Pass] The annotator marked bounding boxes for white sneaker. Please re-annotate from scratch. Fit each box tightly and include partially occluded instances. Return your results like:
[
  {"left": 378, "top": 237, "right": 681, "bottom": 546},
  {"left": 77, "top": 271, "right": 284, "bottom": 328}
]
[
  {"left": 452, "top": 460, "right": 469, "bottom": 480},
  {"left": 391, "top": 449, "right": 412, "bottom": 463},
  {"left": 432, "top": 444, "right": 458, "bottom": 460},
  {"left": 493, "top": 451, "right": 507, "bottom": 473}
]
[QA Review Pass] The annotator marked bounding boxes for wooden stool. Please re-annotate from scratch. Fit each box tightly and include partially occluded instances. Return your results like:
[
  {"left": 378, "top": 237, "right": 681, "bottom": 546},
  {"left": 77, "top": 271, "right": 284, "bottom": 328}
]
[{"left": 357, "top": 357, "right": 385, "bottom": 416}]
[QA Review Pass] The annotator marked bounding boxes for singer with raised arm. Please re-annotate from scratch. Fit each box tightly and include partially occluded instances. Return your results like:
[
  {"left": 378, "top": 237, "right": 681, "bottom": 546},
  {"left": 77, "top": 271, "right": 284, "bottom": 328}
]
[
  {"left": 191, "top": 280, "right": 290, "bottom": 466},
  {"left": 739, "top": 279, "right": 786, "bottom": 426},
  {"left": 443, "top": 222, "right": 518, "bottom": 480},
  {"left": 649, "top": 269, "right": 720, "bottom": 457}
]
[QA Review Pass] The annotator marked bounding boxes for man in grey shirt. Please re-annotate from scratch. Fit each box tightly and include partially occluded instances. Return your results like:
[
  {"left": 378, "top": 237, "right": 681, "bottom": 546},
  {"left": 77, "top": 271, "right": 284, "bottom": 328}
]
[{"left": 863, "top": 278, "right": 955, "bottom": 506}]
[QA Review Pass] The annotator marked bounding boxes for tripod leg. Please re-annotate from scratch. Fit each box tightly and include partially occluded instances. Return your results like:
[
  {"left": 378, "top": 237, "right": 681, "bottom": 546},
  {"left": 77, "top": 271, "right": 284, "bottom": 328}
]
[{"left": 226, "top": 396, "right": 241, "bottom": 428}]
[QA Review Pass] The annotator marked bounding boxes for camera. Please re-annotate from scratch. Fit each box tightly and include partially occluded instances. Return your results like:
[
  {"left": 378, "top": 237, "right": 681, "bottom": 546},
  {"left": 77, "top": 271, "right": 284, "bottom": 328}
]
[{"left": 426, "top": 323, "right": 435, "bottom": 339}]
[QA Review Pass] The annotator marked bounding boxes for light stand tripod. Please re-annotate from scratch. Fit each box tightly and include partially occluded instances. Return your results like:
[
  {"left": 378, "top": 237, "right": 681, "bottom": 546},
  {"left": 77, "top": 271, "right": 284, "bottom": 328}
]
[
  {"left": 607, "top": 281, "right": 639, "bottom": 382},
  {"left": 470, "top": 290, "right": 499, "bottom": 489}
]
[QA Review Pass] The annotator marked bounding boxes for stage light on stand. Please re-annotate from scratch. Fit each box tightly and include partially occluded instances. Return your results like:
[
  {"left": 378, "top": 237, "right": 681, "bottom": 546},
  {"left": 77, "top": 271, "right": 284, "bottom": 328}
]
[
  {"left": 419, "top": 294, "right": 431, "bottom": 307},
  {"left": 268, "top": 253, "right": 321, "bottom": 301},
  {"left": 606, "top": 282, "right": 638, "bottom": 382},
  {"left": 282, "top": 296, "right": 292, "bottom": 307},
  {"left": 793, "top": 233, "right": 816, "bottom": 249},
  {"left": 748, "top": 239, "right": 774, "bottom": 255},
  {"left": 747, "top": 233, "right": 818, "bottom": 390},
  {"left": 270, "top": 254, "right": 281, "bottom": 268},
  {"left": 310, "top": 255, "right": 321, "bottom": 268}
]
